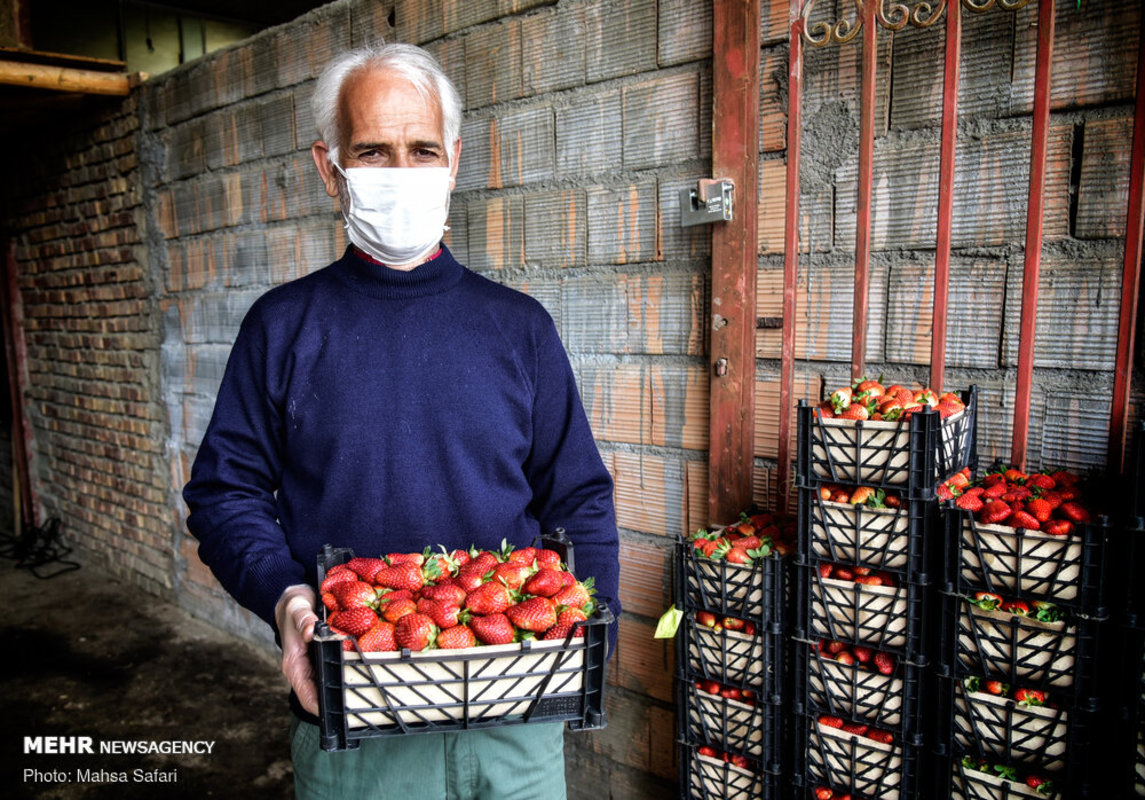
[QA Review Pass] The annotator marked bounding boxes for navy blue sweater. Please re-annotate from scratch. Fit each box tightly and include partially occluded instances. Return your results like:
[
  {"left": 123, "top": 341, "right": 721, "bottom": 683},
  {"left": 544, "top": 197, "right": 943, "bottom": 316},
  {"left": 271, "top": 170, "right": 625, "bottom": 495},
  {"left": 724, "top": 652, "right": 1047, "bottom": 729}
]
[{"left": 183, "top": 246, "right": 620, "bottom": 639}]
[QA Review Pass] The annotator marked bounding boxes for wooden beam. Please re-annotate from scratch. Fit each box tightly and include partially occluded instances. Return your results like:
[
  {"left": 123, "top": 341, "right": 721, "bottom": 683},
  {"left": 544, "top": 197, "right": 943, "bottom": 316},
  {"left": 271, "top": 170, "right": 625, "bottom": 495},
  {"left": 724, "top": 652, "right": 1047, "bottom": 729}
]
[
  {"left": 0, "top": 60, "right": 131, "bottom": 96},
  {"left": 709, "top": 0, "right": 762, "bottom": 523}
]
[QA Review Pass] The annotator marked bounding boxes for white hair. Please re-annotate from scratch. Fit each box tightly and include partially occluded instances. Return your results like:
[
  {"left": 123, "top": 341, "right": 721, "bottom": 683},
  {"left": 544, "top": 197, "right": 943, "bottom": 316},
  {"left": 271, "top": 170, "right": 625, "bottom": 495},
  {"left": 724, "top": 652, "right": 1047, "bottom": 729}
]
[{"left": 311, "top": 43, "right": 462, "bottom": 167}]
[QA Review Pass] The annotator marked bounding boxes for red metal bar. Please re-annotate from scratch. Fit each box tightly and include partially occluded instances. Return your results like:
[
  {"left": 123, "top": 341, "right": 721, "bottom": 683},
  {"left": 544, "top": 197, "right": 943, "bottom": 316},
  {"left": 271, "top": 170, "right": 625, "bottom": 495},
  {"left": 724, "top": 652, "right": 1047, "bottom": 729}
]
[
  {"left": 1, "top": 240, "right": 37, "bottom": 529},
  {"left": 931, "top": 0, "right": 962, "bottom": 393},
  {"left": 1011, "top": 0, "right": 1055, "bottom": 471},
  {"left": 709, "top": 0, "right": 762, "bottom": 523},
  {"left": 778, "top": 0, "right": 806, "bottom": 514},
  {"left": 1108, "top": 5, "right": 1145, "bottom": 473},
  {"left": 851, "top": 0, "right": 878, "bottom": 381}
]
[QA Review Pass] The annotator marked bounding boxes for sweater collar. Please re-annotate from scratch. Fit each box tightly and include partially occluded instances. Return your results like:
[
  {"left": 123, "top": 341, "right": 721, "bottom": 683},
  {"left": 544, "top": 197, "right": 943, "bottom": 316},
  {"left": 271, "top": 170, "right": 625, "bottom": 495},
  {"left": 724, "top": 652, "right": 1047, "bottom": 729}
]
[{"left": 333, "top": 244, "right": 465, "bottom": 299}]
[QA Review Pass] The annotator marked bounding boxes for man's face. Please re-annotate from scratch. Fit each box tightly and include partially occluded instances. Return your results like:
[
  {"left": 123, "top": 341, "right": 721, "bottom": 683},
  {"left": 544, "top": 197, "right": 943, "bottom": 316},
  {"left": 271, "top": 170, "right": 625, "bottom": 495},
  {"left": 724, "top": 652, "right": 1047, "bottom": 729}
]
[{"left": 313, "top": 67, "right": 461, "bottom": 198}]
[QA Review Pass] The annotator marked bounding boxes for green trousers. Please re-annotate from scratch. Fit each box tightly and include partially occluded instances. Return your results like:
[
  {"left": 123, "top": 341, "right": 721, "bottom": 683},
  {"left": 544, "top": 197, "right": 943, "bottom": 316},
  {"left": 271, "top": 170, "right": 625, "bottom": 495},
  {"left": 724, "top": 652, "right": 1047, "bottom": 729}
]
[{"left": 290, "top": 716, "right": 568, "bottom": 800}]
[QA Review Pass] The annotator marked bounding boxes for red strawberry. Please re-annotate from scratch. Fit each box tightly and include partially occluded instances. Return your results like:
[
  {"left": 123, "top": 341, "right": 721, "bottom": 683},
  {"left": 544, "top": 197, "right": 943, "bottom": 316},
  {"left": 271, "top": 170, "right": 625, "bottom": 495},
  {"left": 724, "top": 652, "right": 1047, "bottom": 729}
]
[
  {"left": 465, "top": 581, "right": 513, "bottom": 615},
  {"left": 873, "top": 652, "right": 895, "bottom": 675},
  {"left": 357, "top": 620, "right": 397, "bottom": 652},
  {"left": 851, "top": 645, "right": 873, "bottom": 664},
  {"left": 955, "top": 493, "right": 984, "bottom": 512},
  {"left": 1043, "top": 519, "right": 1073, "bottom": 536},
  {"left": 1001, "top": 599, "right": 1030, "bottom": 616},
  {"left": 393, "top": 613, "right": 437, "bottom": 651},
  {"left": 381, "top": 597, "right": 418, "bottom": 624},
  {"left": 320, "top": 569, "right": 359, "bottom": 593},
  {"left": 1025, "top": 498, "right": 1053, "bottom": 522},
  {"left": 469, "top": 612, "right": 516, "bottom": 645},
  {"left": 376, "top": 588, "right": 415, "bottom": 606},
  {"left": 937, "top": 483, "right": 955, "bottom": 500},
  {"left": 819, "top": 562, "right": 834, "bottom": 579},
  {"left": 832, "top": 567, "right": 854, "bottom": 582},
  {"left": 1014, "top": 688, "right": 1046, "bottom": 706},
  {"left": 417, "top": 597, "right": 463, "bottom": 629},
  {"left": 835, "top": 651, "right": 855, "bottom": 666},
  {"left": 814, "top": 788, "right": 834, "bottom": 800},
  {"left": 1059, "top": 501, "right": 1091, "bottom": 524},
  {"left": 534, "top": 549, "right": 563, "bottom": 569},
  {"left": 840, "top": 722, "right": 868, "bottom": 735},
  {"left": 1001, "top": 487, "right": 1033, "bottom": 503},
  {"left": 420, "top": 581, "right": 468, "bottom": 606},
  {"left": 375, "top": 561, "right": 433, "bottom": 592},
  {"left": 983, "top": 680, "right": 1008, "bottom": 695},
  {"left": 325, "top": 563, "right": 356, "bottom": 578},
  {"left": 817, "top": 715, "right": 844, "bottom": 729},
  {"left": 1010, "top": 510, "right": 1041, "bottom": 531},
  {"left": 329, "top": 606, "right": 379, "bottom": 637},
  {"left": 460, "top": 550, "right": 500, "bottom": 579},
  {"left": 1026, "top": 473, "right": 1056, "bottom": 490},
  {"left": 982, "top": 481, "right": 1009, "bottom": 499},
  {"left": 866, "top": 729, "right": 894, "bottom": 745},
  {"left": 506, "top": 596, "right": 558, "bottom": 632},
  {"left": 436, "top": 624, "right": 478, "bottom": 649},
  {"left": 552, "top": 579, "right": 594, "bottom": 610},
  {"left": 1026, "top": 775, "right": 1054, "bottom": 794},
  {"left": 507, "top": 546, "right": 537, "bottom": 565},
  {"left": 823, "top": 639, "right": 846, "bottom": 655},
  {"left": 838, "top": 402, "right": 869, "bottom": 421},
  {"left": 973, "top": 591, "right": 1003, "bottom": 611},
  {"left": 331, "top": 581, "right": 378, "bottom": 610},
  {"left": 345, "top": 556, "right": 387, "bottom": 583},
  {"left": 321, "top": 592, "right": 338, "bottom": 612},
  {"left": 979, "top": 499, "right": 1012, "bottom": 525},
  {"left": 492, "top": 561, "right": 532, "bottom": 590},
  {"left": 523, "top": 567, "right": 565, "bottom": 598},
  {"left": 854, "top": 575, "right": 884, "bottom": 586},
  {"left": 541, "top": 623, "right": 583, "bottom": 640}
]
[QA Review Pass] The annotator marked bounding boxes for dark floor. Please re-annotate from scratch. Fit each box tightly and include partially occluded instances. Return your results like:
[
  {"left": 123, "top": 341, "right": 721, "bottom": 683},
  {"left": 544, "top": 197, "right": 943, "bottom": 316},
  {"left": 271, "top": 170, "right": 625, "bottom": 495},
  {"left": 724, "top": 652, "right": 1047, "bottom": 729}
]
[{"left": 0, "top": 554, "right": 295, "bottom": 799}]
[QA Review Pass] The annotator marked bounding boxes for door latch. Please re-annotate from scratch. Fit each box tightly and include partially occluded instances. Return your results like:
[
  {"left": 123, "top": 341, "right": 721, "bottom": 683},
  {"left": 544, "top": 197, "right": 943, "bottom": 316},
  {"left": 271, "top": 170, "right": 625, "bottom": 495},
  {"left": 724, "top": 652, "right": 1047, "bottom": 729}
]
[{"left": 679, "top": 179, "right": 734, "bottom": 227}]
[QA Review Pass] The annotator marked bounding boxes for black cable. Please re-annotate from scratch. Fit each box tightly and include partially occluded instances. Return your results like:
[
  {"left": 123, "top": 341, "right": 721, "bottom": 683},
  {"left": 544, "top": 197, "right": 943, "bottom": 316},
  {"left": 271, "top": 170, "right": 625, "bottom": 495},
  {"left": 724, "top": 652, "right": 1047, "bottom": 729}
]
[{"left": 0, "top": 516, "right": 80, "bottom": 578}]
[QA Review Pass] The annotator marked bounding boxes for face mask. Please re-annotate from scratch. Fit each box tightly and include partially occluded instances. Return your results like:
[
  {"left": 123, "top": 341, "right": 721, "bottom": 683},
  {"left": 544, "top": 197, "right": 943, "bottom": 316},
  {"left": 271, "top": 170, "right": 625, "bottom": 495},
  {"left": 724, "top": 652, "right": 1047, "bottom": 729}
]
[{"left": 335, "top": 165, "right": 452, "bottom": 266}]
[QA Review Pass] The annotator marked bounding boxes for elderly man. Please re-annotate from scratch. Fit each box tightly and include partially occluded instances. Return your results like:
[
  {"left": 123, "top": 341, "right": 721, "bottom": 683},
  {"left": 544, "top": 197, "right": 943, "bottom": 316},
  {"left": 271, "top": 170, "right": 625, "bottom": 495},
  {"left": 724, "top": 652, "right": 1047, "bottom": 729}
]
[{"left": 182, "top": 42, "right": 620, "bottom": 799}]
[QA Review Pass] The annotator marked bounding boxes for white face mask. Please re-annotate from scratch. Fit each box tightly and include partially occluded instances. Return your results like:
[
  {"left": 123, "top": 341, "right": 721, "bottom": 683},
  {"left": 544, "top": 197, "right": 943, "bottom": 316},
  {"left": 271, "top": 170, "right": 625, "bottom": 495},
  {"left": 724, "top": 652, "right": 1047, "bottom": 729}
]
[{"left": 335, "top": 165, "right": 452, "bottom": 266}]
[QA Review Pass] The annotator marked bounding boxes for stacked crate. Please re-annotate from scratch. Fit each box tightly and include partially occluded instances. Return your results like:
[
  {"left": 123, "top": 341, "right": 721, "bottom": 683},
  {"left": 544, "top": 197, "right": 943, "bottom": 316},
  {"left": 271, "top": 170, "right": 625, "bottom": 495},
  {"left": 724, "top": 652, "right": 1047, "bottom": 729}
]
[
  {"left": 791, "top": 388, "right": 978, "bottom": 800},
  {"left": 936, "top": 470, "right": 1111, "bottom": 799},
  {"left": 676, "top": 518, "right": 791, "bottom": 800}
]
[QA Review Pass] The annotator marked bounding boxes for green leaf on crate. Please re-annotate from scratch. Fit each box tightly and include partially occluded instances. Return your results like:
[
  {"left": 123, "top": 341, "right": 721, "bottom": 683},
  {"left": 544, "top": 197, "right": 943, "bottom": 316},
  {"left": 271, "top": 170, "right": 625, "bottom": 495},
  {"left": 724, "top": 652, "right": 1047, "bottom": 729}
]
[{"left": 653, "top": 604, "right": 683, "bottom": 639}]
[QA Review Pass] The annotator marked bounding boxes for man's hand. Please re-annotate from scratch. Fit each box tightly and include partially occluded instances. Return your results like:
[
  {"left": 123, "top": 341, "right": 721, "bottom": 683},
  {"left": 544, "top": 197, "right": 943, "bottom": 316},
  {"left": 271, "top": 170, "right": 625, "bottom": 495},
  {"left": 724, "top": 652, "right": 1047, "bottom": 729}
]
[{"left": 274, "top": 584, "right": 320, "bottom": 716}]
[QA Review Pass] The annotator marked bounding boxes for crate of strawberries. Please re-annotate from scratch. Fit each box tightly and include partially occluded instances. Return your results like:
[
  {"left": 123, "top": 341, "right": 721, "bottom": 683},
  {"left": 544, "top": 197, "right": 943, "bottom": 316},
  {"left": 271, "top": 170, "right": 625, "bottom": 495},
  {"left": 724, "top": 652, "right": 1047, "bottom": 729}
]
[
  {"left": 310, "top": 531, "right": 611, "bottom": 751},
  {"left": 797, "top": 380, "right": 976, "bottom": 494},
  {"left": 945, "top": 466, "right": 1111, "bottom": 613}
]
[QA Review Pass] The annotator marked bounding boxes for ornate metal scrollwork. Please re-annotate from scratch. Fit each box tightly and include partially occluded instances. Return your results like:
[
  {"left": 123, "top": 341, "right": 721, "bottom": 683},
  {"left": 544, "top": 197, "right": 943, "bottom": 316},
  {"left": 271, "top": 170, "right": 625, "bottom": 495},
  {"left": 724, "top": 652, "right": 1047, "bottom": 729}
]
[{"left": 801, "top": 0, "right": 1033, "bottom": 47}]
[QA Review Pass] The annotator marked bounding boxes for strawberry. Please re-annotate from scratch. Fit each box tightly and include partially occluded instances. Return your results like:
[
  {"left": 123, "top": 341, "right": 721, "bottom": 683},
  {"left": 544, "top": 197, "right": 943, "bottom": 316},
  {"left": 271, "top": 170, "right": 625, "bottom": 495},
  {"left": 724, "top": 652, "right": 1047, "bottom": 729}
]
[
  {"left": 394, "top": 613, "right": 437, "bottom": 651},
  {"left": 955, "top": 493, "right": 984, "bottom": 512},
  {"left": 552, "top": 578, "right": 594, "bottom": 610},
  {"left": 835, "top": 651, "right": 855, "bottom": 666},
  {"left": 1003, "top": 468, "right": 1028, "bottom": 484},
  {"left": 1009, "top": 510, "right": 1041, "bottom": 530},
  {"left": 357, "top": 620, "right": 397, "bottom": 652},
  {"left": 937, "top": 483, "right": 955, "bottom": 500},
  {"left": 376, "top": 588, "right": 415, "bottom": 606},
  {"left": 723, "top": 546, "right": 752, "bottom": 564},
  {"left": 817, "top": 401, "right": 837, "bottom": 418},
  {"left": 534, "top": 549, "right": 563, "bottom": 569},
  {"left": 491, "top": 562, "right": 532, "bottom": 590},
  {"left": 1001, "top": 487, "right": 1033, "bottom": 503},
  {"left": 817, "top": 715, "right": 844, "bottom": 729},
  {"left": 436, "top": 624, "right": 478, "bottom": 649},
  {"left": 840, "top": 722, "right": 868, "bottom": 735},
  {"left": 697, "top": 745, "right": 718, "bottom": 758},
  {"left": 832, "top": 567, "right": 854, "bottom": 582},
  {"left": 866, "top": 729, "right": 894, "bottom": 744},
  {"left": 838, "top": 403, "right": 869, "bottom": 421},
  {"left": 460, "top": 550, "right": 500, "bottom": 580},
  {"left": 973, "top": 591, "right": 1003, "bottom": 611},
  {"left": 1025, "top": 498, "right": 1053, "bottom": 523},
  {"left": 541, "top": 623, "right": 584, "bottom": 640},
  {"left": 823, "top": 639, "right": 846, "bottom": 655},
  {"left": 722, "top": 616, "right": 745, "bottom": 631},
  {"left": 420, "top": 581, "right": 467, "bottom": 606},
  {"left": 556, "top": 604, "right": 588, "bottom": 627},
  {"left": 381, "top": 597, "right": 417, "bottom": 623},
  {"left": 465, "top": 581, "right": 514, "bottom": 615},
  {"left": 321, "top": 592, "right": 338, "bottom": 613},
  {"left": 1026, "top": 473, "right": 1055, "bottom": 490},
  {"left": 331, "top": 580, "right": 378, "bottom": 610},
  {"left": 507, "top": 546, "right": 537, "bottom": 565},
  {"left": 345, "top": 556, "right": 387, "bottom": 583},
  {"left": 320, "top": 569, "right": 359, "bottom": 593},
  {"left": 325, "top": 563, "right": 356, "bottom": 578},
  {"left": 696, "top": 611, "right": 719, "bottom": 628},
  {"left": 506, "top": 596, "right": 558, "bottom": 632},
  {"left": 417, "top": 597, "right": 463, "bottom": 629},
  {"left": 375, "top": 560, "right": 437, "bottom": 592},
  {"left": 469, "top": 612, "right": 516, "bottom": 645},
  {"left": 854, "top": 575, "right": 884, "bottom": 586},
  {"left": 983, "top": 680, "right": 1009, "bottom": 695},
  {"left": 1001, "top": 599, "right": 1030, "bottom": 616},
  {"left": 1025, "top": 775, "right": 1054, "bottom": 795},
  {"left": 1059, "top": 501, "right": 1091, "bottom": 524},
  {"left": 814, "top": 788, "right": 834, "bottom": 800},
  {"left": 851, "top": 645, "right": 873, "bottom": 664},
  {"left": 979, "top": 499, "right": 1012, "bottom": 524},
  {"left": 328, "top": 606, "right": 379, "bottom": 637},
  {"left": 819, "top": 562, "right": 834, "bottom": 579},
  {"left": 523, "top": 567, "right": 565, "bottom": 598},
  {"left": 873, "top": 652, "right": 895, "bottom": 675},
  {"left": 1014, "top": 688, "right": 1046, "bottom": 706},
  {"left": 1042, "top": 519, "right": 1073, "bottom": 536}
]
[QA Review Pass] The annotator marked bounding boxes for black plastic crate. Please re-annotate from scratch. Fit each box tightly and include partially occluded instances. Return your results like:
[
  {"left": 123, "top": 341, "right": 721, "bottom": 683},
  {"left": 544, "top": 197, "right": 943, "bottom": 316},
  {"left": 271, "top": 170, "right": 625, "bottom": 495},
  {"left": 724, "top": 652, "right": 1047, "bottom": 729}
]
[
  {"left": 939, "top": 750, "right": 1066, "bottom": 800},
  {"left": 678, "top": 676, "right": 784, "bottom": 767},
  {"left": 937, "top": 591, "right": 1101, "bottom": 708},
  {"left": 310, "top": 544, "right": 610, "bottom": 751},
  {"left": 795, "top": 563, "right": 931, "bottom": 663},
  {"left": 935, "top": 674, "right": 1073, "bottom": 773},
  {"left": 945, "top": 504, "right": 1112, "bottom": 617},
  {"left": 682, "top": 611, "right": 786, "bottom": 701},
  {"left": 793, "top": 639, "right": 924, "bottom": 745},
  {"left": 681, "top": 742, "right": 782, "bottom": 800},
  {"left": 795, "top": 386, "right": 977, "bottom": 498},
  {"left": 794, "top": 711, "right": 922, "bottom": 800},
  {"left": 798, "top": 488, "right": 940, "bottom": 583},
  {"left": 676, "top": 537, "right": 789, "bottom": 631}
]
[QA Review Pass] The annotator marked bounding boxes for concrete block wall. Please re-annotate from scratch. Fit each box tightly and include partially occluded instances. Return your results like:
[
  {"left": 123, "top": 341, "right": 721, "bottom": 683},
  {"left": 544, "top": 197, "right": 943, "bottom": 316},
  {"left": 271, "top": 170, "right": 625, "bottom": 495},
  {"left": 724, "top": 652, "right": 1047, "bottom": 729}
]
[{"left": 754, "top": 0, "right": 1142, "bottom": 479}]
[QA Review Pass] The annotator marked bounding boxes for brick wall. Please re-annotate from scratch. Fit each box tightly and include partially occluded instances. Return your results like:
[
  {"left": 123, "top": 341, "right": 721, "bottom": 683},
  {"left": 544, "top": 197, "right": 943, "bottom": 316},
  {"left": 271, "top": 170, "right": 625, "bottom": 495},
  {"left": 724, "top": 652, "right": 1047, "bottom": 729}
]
[{"left": 0, "top": 0, "right": 1140, "bottom": 796}]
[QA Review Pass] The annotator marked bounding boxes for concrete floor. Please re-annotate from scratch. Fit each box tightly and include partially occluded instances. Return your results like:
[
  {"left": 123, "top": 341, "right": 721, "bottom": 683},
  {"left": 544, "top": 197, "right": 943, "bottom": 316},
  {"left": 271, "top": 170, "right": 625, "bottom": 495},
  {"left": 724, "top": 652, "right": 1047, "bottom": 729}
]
[{"left": 0, "top": 555, "right": 295, "bottom": 799}]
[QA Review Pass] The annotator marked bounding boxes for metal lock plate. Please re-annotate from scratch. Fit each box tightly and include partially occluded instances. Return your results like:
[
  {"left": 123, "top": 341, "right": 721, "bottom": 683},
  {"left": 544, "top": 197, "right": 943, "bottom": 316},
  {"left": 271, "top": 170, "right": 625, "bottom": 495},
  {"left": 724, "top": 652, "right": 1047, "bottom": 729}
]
[{"left": 679, "top": 178, "right": 734, "bottom": 227}]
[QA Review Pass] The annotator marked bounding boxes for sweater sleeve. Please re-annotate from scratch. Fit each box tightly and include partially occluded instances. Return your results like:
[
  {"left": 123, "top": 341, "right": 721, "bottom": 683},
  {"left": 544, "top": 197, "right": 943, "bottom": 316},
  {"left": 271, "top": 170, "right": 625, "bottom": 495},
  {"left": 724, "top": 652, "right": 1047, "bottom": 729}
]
[
  {"left": 524, "top": 319, "right": 622, "bottom": 648},
  {"left": 182, "top": 308, "right": 304, "bottom": 629}
]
